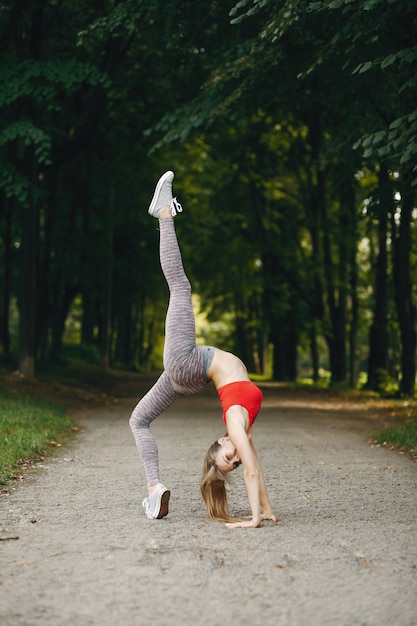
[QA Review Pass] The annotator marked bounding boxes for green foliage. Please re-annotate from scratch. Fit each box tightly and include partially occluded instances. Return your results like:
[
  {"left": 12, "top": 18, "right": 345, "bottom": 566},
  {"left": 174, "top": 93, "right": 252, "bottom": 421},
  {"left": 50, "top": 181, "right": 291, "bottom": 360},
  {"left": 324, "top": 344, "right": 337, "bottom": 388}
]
[
  {"left": 0, "top": 390, "right": 75, "bottom": 483},
  {"left": 0, "top": 54, "right": 112, "bottom": 200},
  {"left": 353, "top": 112, "right": 417, "bottom": 175},
  {"left": 0, "top": 60, "right": 111, "bottom": 110},
  {"left": 309, "top": 0, "right": 399, "bottom": 9},
  {"left": 374, "top": 368, "right": 398, "bottom": 397},
  {"left": 228, "top": 0, "right": 417, "bottom": 183},
  {"left": 146, "top": 91, "right": 223, "bottom": 150},
  {"left": 0, "top": 162, "right": 33, "bottom": 205},
  {"left": 307, "top": 0, "right": 417, "bottom": 182},
  {"left": 77, "top": 0, "right": 160, "bottom": 42},
  {"left": 0, "top": 121, "right": 52, "bottom": 164},
  {"left": 230, "top": 0, "right": 268, "bottom": 24},
  {"left": 0, "top": 0, "right": 415, "bottom": 392}
]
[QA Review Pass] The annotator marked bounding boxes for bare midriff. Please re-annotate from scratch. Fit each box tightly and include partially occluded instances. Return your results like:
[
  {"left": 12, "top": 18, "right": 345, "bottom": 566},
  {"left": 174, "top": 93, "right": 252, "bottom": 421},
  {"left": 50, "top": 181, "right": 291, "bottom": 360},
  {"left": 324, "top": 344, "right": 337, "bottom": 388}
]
[{"left": 207, "top": 348, "right": 250, "bottom": 389}]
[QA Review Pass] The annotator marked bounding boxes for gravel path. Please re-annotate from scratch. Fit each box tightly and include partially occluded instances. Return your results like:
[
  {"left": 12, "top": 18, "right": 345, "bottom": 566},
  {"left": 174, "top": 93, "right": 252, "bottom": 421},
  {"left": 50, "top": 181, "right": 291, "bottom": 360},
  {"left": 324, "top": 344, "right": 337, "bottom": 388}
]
[{"left": 1, "top": 383, "right": 416, "bottom": 626}]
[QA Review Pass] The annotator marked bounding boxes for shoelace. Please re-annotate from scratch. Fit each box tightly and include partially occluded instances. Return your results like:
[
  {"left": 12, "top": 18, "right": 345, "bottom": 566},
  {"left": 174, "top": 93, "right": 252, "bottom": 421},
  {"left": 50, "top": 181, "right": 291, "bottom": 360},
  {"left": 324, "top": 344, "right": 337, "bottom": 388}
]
[{"left": 170, "top": 197, "right": 183, "bottom": 217}]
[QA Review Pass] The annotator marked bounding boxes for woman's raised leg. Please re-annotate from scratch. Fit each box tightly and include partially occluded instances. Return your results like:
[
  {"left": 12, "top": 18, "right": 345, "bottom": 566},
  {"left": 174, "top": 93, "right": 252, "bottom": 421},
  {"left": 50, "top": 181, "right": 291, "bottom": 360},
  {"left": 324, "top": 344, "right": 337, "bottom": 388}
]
[{"left": 159, "top": 217, "right": 210, "bottom": 394}]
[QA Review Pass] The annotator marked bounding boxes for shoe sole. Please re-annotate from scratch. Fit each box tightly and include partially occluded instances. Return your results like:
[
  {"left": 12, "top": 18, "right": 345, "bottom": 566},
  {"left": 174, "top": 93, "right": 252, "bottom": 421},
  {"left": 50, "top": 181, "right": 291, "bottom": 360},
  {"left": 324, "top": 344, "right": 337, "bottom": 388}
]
[
  {"left": 148, "top": 171, "right": 174, "bottom": 217},
  {"left": 156, "top": 489, "right": 170, "bottom": 519}
]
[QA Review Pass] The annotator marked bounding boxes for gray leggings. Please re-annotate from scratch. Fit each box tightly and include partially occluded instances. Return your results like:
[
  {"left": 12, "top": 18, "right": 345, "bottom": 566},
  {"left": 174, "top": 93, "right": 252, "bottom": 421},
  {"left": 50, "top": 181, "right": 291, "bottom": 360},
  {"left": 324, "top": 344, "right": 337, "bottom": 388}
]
[{"left": 129, "top": 218, "right": 214, "bottom": 487}]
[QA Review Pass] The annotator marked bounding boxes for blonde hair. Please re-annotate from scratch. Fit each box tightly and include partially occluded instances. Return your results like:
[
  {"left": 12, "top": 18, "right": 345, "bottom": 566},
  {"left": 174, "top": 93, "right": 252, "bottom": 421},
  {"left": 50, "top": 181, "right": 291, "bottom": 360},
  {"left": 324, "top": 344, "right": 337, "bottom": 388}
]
[{"left": 200, "top": 440, "right": 242, "bottom": 523}]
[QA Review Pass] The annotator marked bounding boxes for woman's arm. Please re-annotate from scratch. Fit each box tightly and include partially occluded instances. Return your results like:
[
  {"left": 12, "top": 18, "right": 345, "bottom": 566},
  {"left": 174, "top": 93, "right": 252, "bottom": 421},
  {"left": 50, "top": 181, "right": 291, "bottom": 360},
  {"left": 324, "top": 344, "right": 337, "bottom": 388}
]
[
  {"left": 249, "top": 440, "right": 277, "bottom": 522},
  {"left": 224, "top": 407, "right": 262, "bottom": 528}
]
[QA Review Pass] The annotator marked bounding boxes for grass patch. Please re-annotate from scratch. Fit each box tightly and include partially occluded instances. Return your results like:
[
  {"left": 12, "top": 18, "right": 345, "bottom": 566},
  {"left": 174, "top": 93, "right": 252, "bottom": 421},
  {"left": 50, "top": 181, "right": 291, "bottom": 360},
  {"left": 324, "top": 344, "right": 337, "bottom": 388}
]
[
  {"left": 0, "top": 389, "right": 75, "bottom": 484},
  {"left": 374, "top": 417, "right": 417, "bottom": 457}
]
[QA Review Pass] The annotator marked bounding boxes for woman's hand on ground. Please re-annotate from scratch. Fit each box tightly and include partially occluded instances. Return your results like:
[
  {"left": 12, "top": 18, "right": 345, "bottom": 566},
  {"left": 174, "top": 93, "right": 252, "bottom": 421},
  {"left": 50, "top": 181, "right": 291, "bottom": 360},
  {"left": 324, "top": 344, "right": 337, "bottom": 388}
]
[
  {"left": 237, "top": 510, "right": 278, "bottom": 524},
  {"left": 261, "top": 510, "right": 278, "bottom": 523},
  {"left": 225, "top": 519, "right": 262, "bottom": 529}
]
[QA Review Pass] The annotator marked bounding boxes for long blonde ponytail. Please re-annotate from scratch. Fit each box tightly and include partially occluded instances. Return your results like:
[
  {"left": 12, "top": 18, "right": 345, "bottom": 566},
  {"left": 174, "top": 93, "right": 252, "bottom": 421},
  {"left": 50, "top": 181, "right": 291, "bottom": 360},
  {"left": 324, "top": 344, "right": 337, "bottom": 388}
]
[{"left": 200, "top": 441, "right": 241, "bottom": 523}]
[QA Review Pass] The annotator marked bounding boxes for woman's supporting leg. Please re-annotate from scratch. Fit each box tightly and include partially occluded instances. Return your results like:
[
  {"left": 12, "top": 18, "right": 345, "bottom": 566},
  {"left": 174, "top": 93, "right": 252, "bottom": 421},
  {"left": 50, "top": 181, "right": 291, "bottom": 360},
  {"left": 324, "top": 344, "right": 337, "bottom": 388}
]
[
  {"left": 129, "top": 217, "right": 206, "bottom": 490},
  {"left": 129, "top": 372, "right": 181, "bottom": 487},
  {"left": 159, "top": 217, "right": 208, "bottom": 394}
]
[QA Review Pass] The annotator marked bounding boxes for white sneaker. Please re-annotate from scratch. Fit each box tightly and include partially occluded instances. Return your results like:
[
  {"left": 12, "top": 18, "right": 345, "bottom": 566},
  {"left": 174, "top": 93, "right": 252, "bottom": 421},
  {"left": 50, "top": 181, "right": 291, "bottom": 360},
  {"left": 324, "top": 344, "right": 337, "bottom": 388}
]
[
  {"left": 148, "top": 171, "right": 183, "bottom": 218},
  {"left": 142, "top": 483, "right": 170, "bottom": 519}
]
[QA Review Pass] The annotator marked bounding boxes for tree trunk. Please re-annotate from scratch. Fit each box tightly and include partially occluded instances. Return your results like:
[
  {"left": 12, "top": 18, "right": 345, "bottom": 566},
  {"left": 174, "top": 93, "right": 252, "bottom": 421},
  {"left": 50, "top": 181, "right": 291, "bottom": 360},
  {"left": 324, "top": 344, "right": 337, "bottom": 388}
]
[
  {"left": 81, "top": 290, "right": 97, "bottom": 345},
  {"left": 365, "top": 164, "right": 390, "bottom": 391},
  {"left": 17, "top": 0, "right": 46, "bottom": 377},
  {"left": 391, "top": 174, "right": 416, "bottom": 396},
  {"left": 115, "top": 304, "right": 133, "bottom": 365},
  {"left": 272, "top": 297, "right": 298, "bottom": 382},
  {"left": 100, "top": 187, "right": 114, "bottom": 370},
  {"left": 50, "top": 287, "right": 78, "bottom": 359},
  {"left": 0, "top": 197, "right": 12, "bottom": 363},
  {"left": 305, "top": 111, "right": 327, "bottom": 382},
  {"left": 18, "top": 149, "right": 38, "bottom": 378},
  {"left": 18, "top": 203, "right": 37, "bottom": 378},
  {"left": 321, "top": 174, "right": 348, "bottom": 385},
  {"left": 309, "top": 322, "right": 320, "bottom": 382},
  {"left": 346, "top": 180, "right": 359, "bottom": 387},
  {"left": 348, "top": 231, "right": 359, "bottom": 387}
]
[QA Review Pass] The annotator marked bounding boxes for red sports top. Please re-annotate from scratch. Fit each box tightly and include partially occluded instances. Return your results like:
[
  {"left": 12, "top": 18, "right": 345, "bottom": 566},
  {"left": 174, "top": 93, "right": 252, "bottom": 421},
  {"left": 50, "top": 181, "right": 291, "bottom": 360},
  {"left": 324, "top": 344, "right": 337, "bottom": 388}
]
[{"left": 217, "top": 380, "right": 263, "bottom": 426}]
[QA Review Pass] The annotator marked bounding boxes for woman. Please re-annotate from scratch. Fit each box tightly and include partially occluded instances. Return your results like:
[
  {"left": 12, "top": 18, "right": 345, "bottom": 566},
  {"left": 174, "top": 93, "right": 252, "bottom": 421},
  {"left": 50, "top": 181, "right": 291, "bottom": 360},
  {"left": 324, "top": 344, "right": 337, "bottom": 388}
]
[{"left": 129, "top": 171, "right": 277, "bottom": 528}]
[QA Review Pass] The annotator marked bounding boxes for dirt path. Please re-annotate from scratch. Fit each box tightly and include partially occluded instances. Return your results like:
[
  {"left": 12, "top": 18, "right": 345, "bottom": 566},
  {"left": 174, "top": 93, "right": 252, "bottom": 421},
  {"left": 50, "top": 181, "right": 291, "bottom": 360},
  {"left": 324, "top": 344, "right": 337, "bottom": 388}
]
[{"left": 1, "top": 383, "right": 416, "bottom": 626}]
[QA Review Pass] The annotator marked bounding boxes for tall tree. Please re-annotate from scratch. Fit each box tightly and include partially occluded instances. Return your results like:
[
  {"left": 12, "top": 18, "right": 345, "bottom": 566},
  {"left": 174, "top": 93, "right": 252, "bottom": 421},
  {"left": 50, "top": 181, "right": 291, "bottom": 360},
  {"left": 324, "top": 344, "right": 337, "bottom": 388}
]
[{"left": 0, "top": 0, "right": 111, "bottom": 374}]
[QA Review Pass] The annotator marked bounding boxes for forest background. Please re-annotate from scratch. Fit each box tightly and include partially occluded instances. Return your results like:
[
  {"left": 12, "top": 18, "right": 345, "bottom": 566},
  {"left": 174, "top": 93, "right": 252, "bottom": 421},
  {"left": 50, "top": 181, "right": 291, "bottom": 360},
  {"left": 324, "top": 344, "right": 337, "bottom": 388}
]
[{"left": 0, "top": 0, "right": 416, "bottom": 397}]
